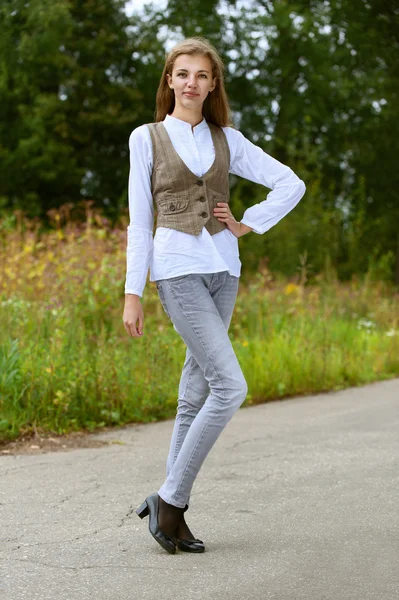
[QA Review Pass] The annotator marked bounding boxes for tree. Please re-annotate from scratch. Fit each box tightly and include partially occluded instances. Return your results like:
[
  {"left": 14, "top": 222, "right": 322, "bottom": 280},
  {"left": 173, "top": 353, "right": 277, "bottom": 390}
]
[{"left": 0, "top": 0, "right": 153, "bottom": 220}]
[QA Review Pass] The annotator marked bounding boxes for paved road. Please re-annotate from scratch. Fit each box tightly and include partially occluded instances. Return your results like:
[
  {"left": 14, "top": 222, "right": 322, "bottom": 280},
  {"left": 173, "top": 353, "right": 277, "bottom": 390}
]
[{"left": 1, "top": 379, "right": 398, "bottom": 600}]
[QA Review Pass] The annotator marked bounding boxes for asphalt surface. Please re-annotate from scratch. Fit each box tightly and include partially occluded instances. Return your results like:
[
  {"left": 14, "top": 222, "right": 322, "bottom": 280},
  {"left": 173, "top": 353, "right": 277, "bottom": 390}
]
[{"left": 1, "top": 378, "right": 398, "bottom": 600}]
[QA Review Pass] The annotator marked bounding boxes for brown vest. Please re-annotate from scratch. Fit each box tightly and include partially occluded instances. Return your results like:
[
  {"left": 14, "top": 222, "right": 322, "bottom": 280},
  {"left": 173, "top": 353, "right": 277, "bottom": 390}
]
[{"left": 146, "top": 121, "right": 230, "bottom": 236}]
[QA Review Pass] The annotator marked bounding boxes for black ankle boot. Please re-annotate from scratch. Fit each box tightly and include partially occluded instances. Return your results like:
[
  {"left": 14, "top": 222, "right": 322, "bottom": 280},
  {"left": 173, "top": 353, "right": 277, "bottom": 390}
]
[
  {"left": 176, "top": 537, "right": 205, "bottom": 553},
  {"left": 176, "top": 505, "right": 205, "bottom": 553},
  {"left": 136, "top": 493, "right": 178, "bottom": 555},
  {"left": 157, "top": 496, "right": 185, "bottom": 537}
]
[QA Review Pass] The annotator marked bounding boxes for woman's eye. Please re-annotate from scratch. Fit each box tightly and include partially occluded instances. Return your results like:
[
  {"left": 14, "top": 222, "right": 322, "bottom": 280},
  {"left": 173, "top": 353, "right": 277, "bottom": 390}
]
[{"left": 176, "top": 73, "right": 207, "bottom": 78}]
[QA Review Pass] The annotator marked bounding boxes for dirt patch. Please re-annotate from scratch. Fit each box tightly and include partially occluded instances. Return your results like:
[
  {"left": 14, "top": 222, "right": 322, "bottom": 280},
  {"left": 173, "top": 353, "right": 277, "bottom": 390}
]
[{"left": 0, "top": 428, "right": 121, "bottom": 456}]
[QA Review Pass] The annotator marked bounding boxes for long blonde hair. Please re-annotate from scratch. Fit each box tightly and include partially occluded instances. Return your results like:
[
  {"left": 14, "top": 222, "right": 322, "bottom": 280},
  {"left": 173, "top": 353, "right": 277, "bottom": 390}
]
[{"left": 155, "top": 37, "right": 233, "bottom": 127}]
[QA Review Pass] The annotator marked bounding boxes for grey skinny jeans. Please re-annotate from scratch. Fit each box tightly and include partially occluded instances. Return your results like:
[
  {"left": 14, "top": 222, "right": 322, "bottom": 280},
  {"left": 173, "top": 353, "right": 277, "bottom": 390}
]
[{"left": 155, "top": 271, "right": 248, "bottom": 508}]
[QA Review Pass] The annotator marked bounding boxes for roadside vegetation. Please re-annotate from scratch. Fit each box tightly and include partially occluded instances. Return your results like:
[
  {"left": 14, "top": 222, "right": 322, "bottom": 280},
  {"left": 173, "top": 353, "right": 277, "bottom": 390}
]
[{"left": 1, "top": 207, "right": 397, "bottom": 444}]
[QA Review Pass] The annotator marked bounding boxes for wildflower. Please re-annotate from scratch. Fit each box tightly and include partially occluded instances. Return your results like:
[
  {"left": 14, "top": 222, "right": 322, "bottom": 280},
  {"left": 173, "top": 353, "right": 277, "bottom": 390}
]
[
  {"left": 357, "top": 318, "right": 376, "bottom": 333},
  {"left": 284, "top": 283, "right": 299, "bottom": 295}
]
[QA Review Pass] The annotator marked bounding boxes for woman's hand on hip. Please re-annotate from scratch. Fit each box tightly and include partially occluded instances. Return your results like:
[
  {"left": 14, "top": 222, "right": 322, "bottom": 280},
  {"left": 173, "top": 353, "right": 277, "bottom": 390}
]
[
  {"left": 213, "top": 203, "right": 252, "bottom": 238},
  {"left": 123, "top": 295, "right": 144, "bottom": 338}
]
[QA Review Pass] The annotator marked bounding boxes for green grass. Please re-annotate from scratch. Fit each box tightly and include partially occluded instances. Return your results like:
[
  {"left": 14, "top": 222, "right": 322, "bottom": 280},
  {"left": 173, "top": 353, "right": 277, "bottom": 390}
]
[
  {"left": 0, "top": 277, "right": 398, "bottom": 444},
  {"left": 0, "top": 210, "right": 398, "bottom": 443}
]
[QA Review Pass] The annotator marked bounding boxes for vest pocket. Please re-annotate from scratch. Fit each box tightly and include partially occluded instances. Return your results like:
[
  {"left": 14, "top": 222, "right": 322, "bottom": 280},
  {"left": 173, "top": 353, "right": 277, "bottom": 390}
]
[
  {"left": 158, "top": 196, "right": 189, "bottom": 215},
  {"left": 211, "top": 191, "right": 229, "bottom": 205}
]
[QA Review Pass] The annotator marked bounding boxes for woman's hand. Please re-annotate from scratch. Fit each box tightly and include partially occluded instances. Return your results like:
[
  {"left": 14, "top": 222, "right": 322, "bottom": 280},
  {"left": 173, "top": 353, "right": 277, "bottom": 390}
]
[
  {"left": 123, "top": 295, "right": 144, "bottom": 337},
  {"left": 213, "top": 202, "right": 252, "bottom": 238}
]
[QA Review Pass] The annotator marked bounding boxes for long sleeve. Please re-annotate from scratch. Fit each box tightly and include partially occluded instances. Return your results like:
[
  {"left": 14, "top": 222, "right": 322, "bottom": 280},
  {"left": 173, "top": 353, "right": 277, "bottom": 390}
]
[
  {"left": 124, "top": 126, "right": 154, "bottom": 297},
  {"left": 224, "top": 128, "right": 306, "bottom": 235}
]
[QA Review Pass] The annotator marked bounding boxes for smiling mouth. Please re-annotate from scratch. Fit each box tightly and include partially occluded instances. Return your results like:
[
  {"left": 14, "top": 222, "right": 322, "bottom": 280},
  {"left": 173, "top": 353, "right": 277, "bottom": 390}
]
[{"left": 184, "top": 93, "right": 199, "bottom": 97}]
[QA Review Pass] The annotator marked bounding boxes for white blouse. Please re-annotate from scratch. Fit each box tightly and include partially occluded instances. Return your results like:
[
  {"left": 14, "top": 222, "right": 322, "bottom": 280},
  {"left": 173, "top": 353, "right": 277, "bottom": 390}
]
[{"left": 125, "top": 114, "right": 306, "bottom": 297}]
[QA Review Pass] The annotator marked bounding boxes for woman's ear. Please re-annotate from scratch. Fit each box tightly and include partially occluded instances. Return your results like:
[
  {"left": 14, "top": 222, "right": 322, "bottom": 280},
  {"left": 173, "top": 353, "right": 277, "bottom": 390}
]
[
  {"left": 210, "top": 77, "right": 217, "bottom": 92},
  {"left": 166, "top": 73, "right": 173, "bottom": 89}
]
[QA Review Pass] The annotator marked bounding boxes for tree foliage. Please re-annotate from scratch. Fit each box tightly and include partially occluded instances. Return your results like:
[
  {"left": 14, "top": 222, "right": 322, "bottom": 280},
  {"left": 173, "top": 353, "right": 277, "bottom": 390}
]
[
  {"left": 0, "top": 0, "right": 398, "bottom": 280},
  {"left": 0, "top": 0, "right": 157, "bottom": 218}
]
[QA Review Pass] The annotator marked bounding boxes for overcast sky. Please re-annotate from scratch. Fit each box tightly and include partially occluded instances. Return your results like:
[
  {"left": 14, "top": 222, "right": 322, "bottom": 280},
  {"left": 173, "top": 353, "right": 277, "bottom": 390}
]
[{"left": 124, "top": 0, "right": 167, "bottom": 15}]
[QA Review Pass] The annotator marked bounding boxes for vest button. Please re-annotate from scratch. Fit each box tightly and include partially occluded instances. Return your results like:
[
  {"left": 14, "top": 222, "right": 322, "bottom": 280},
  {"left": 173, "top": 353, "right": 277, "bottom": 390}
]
[
  {"left": 196, "top": 180, "right": 204, "bottom": 186},
  {"left": 199, "top": 196, "right": 206, "bottom": 202},
  {"left": 200, "top": 212, "right": 207, "bottom": 218}
]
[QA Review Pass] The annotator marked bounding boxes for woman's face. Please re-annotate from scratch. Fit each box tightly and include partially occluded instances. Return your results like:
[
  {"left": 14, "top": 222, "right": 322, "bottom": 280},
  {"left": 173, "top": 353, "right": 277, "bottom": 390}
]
[{"left": 166, "top": 54, "right": 217, "bottom": 111}]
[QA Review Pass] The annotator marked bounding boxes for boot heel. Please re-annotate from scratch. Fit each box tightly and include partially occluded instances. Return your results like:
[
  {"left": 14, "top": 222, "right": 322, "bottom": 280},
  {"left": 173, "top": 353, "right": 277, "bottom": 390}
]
[{"left": 136, "top": 501, "right": 149, "bottom": 519}]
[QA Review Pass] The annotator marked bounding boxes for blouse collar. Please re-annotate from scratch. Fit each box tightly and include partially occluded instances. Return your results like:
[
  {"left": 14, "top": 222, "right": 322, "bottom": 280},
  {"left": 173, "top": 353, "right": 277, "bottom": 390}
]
[{"left": 164, "top": 113, "right": 208, "bottom": 134}]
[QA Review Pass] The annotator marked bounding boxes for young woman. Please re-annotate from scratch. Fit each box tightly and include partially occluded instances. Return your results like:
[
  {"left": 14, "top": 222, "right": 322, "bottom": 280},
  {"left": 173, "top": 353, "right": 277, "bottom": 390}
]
[{"left": 123, "top": 37, "right": 306, "bottom": 555}]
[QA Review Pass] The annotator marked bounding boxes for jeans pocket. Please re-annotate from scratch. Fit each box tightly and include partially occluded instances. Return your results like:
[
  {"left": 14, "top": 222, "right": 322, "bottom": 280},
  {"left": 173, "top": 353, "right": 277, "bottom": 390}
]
[
  {"left": 156, "top": 281, "right": 171, "bottom": 319},
  {"left": 166, "top": 273, "right": 191, "bottom": 284}
]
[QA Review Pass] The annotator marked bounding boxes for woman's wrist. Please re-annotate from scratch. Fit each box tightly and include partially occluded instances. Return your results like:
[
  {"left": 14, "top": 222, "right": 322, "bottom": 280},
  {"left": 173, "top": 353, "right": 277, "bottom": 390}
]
[
  {"left": 125, "top": 293, "right": 141, "bottom": 301},
  {"left": 239, "top": 222, "right": 253, "bottom": 236}
]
